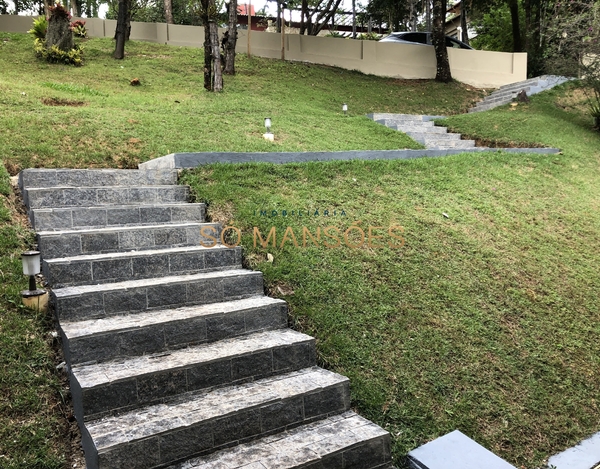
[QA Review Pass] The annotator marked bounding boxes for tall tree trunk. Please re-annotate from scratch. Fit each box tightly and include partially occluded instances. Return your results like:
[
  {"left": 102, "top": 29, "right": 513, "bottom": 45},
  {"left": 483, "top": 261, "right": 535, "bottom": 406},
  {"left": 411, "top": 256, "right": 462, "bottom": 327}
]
[
  {"left": 47, "top": 5, "right": 74, "bottom": 51},
  {"left": 164, "top": 0, "right": 174, "bottom": 24},
  {"left": 432, "top": 0, "right": 452, "bottom": 82},
  {"left": 209, "top": 21, "right": 223, "bottom": 91},
  {"left": 426, "top": 0, "right": 431, "bottom": 32},
  {"left": 72, "top": 0, "right": 81, "bottom": 17},
  {"left": 460, "top": 2, "right": 469, "bottom": 45},
  {"left": 508, "top": 0, "right": 522, "bottom": 52},
  {"left": 203, "top": 9, "right": 212, "bottom": 90},
  {"left": 114, "top": 0, "right": 127, "bottom": 59},
  {"left": 223, "top": 0, "right": 237, "bottom": 75}
]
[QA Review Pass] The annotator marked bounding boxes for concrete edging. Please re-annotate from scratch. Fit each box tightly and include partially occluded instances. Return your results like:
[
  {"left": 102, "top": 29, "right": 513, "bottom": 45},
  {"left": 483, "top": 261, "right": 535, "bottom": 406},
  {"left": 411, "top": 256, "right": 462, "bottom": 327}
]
[{"left": 138, "top": 148, "right": 562, "bottom": 169}]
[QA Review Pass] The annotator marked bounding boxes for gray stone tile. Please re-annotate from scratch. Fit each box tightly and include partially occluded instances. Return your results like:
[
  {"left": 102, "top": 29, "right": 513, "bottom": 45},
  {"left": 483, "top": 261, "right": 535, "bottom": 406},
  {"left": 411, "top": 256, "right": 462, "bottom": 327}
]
[
  {"left": 119, "top": 229, "right": 155, "bottom": 250},
  {"left": 187, "top": 279, "right": 223, "bottom": 305},
  {"left": 98, "top": 437, "right": 160, "bottom": 469},
  {"left": 82, "top": 232, "right": 119, "bottom": 254},
  {"left": 140, "top": 206, "right": 172, "bottom": 224},
  {"left": 27, "top": 188, "right": 64, "bottom": 209},
  {"left": 158, "top": 423, "right": 213, "bottom": 464},
  {"left": 205, "top": 249, "right": 236, "bottom": 269},
  {"left": 68, "top": 332, "right": 121, "bottom": 364},
  {"left": 119, "top": 326, "right": 166, "bottom": 357},
  {"left": 38, "top": 233, "right": 82, "bottom": 258},
  {"left": 72, "top": 207, "right": 107, "bottom": 228},
  {"left": 222, "top": 274, "right": 263, "bottom": 298},
  {"left": 273, "top": 342, "right": 315, "bottom": 372},
  {"left": 63, "top": 188, "right": 98, "bottom": 207},
  {"left": 82, "top": 380, "right": 138, "bottom": 417},
  {"left": 187, "top": 360, "right": 232, "bottom": 391},
  {"left": 169, "top": 251, "right": 206, "bottom": 274},
  {"left": 147, "top": 283, "right": 187, "bottom": 309},
  {"left": 97, "top": 187, "right": 127, "bottom": 205},
  {"left": 245, "top": 304, "right": 287, "bottom": 333},
  {"left": 231, "top": 350, "right": 273, "bottom": 380},
  {"left": 260, "top": 396, "right": 304, "bottom": 433},
  {"left": 206, "top": 312, "right": 245, "bottom": 341},
  {"left": 343, "top": 438, "right": 386, "bottom": 469},
  {"left": 137, "top": 369, "right": 187, "bottom": 403},
  {"left": 213, "top": 409, "right": 262, "bottom": 446},
  {"left": 92, "top": 259, "right": 133, "bottom": 282},
  {"left": 131, "top": 255, "right": 170, "bottom": 279},
  {"left": 164, "top": 317, "right": 207, "bottom": 347},
  {"left": 129, "top": 187, "right": 158, "bottom": 204},
  {"left": 55, "top": 293, "right": 104, "bottom": 321},
  {"left": 31, "top": 210, "right": 72, "bottom": 231},
  {"left": 46, "top": 261, "right": 93, "bottom": 288},
  {"left": 106, "top": 207, "right": 141, "bottom": 226},
  {"left": 155, "top": 227, "right": 187, "bottom": 246},
  {"left": 304, "top": 383, "right": 349, "bottom": 418},
  {"left": 171, "top": 204, "right": 204, "bottom": 223},
  {"left": 104, "top": 289, "right": 148, "bottom": 315}
]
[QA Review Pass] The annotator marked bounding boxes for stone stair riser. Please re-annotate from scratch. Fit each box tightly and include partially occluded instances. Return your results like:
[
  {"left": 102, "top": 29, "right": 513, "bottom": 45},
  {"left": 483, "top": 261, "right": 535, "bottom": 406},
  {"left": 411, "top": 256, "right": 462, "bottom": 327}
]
[
  {"left": 24, "top": 186, "right": 189, "bottom": 209},
  {"left": 18, "top": 168, "right": 178, "bottom": 191},
  {"left": 61, "top": 299, "right": 288, "bottom": 365},
  {"left": 85, "top": 371, "right": 351, "bottom": 469},
  {"left": 44, "top": 246, "right": 241, "bottom": 288},
  {"left": 376, "top": 118, "right": 433, "bottom": 127},
  {"left": 397, "top": 125, "right": 447, "bottom": 134},
  {"left": 52, "top": 271, "right": 264, "bottom": 321},
  {"left": 38, "top": 223, "right": 220, "bottom": 259},
  {"left": 406, "top": 132, "right": 461, "bottom": 141},
  {"left": 72, "top": 335, "right": 317, "bottom": 420},
  {"left": 428, "top": 140, "right": 476, "bottom": 149},
  {"left": 167, "top": 413, "right": 392, "bottom": 469},
  {"left": 31, "top": 204, "right": 206, "bottom": 232}
]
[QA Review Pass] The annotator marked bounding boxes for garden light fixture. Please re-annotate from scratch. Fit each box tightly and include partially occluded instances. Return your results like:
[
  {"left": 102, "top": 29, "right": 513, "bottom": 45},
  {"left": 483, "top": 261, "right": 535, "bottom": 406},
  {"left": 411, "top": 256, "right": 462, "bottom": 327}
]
[
  {"left": 342, "top": 103, "right": 348, "bottom": 115},
  {"left": 263, "top": 117, "right": 274, "bottom": 141},
  {"left": 21, "top": 250, "right": 47, "bottom": 311}
]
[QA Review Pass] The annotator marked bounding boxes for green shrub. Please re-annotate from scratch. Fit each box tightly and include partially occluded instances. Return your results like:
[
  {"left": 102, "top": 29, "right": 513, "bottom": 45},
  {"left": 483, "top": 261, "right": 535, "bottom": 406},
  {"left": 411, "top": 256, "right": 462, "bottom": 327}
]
[
  {"left": 28, "top": 16, "right": 48, "bottom": 40},
  {"left": 70, "top": 19, "right": 87, "bottom": 38},
  {"left": 34, "top": 38, "right": 83, "bottom": 66},
  {"left": 358, "top": 32, "right": 380, "bottom": 41},
  {"left": 325, "top": 31, "right": 345, "bottom": 38}
]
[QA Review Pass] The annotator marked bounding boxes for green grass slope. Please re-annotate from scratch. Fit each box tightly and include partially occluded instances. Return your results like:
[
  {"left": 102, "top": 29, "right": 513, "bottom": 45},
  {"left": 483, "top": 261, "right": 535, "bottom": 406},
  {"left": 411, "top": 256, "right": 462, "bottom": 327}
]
[{"left": 0, "top": 31, "right": 598, "bottom": 468}]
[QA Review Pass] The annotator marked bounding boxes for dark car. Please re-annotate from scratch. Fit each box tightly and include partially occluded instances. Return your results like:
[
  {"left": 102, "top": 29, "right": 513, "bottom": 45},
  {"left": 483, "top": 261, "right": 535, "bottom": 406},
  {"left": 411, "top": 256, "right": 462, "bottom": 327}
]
[{"left": 379, "top": 31, "right": 473, "bottom": 50}]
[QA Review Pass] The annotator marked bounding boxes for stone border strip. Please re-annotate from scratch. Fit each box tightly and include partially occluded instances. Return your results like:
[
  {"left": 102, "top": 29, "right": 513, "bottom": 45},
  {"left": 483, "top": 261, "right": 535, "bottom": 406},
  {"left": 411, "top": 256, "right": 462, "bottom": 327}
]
[{"left": 139, "top": 147, "right": 561, "bottom": 170}]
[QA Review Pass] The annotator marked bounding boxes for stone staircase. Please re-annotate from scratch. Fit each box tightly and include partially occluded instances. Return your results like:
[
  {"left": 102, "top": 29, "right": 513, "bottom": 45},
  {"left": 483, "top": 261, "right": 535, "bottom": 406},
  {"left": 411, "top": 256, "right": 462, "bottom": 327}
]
[
  {"left": 468, "top": 75, "right": 573, "bottom": 113},
  {"left": 19, "top": 168, "right": 393, "bottom": 469},
  {"left": 368, "top": 113, "right": 476, "bottom": 150}
]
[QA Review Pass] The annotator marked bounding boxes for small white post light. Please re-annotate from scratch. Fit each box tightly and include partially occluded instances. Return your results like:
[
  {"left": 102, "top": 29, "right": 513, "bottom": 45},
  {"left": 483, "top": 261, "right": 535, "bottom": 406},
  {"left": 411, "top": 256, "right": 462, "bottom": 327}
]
[
  {"left": 342, "top": 103, "right": 348, "bottom": 115},
  {"left": 263, "top": 117, "right": 274, "bottom": 141},
  {"left": 21, "top": 250, "right": 47, "bottom": 311}
]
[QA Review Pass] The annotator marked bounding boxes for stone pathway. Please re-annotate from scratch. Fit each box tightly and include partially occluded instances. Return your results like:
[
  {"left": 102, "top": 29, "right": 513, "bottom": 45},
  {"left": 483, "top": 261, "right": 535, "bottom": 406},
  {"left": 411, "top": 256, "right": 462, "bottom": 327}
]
[
  {"left": 469, "top": 75, "right": 573, "bottom": 113},
  {"left": 19, "top": 168, "right": 393, "bottom": 469}
]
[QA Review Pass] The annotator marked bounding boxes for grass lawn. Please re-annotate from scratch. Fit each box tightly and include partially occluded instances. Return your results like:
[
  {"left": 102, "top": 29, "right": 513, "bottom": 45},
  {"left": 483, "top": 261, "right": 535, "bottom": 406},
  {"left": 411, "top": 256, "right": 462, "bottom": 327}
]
[{"left": 1, "top": 31, "right": 599, "bottom": 468}]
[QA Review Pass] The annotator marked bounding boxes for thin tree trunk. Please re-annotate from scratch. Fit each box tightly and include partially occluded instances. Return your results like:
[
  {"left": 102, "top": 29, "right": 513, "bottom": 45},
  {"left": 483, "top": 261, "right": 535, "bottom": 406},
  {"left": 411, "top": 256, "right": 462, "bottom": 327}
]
[
  {"left": 460, "top": 3, "right": 469, "bottom": 45},
  {"left": 432, "top": 0, "right": 452, "bottom": 82},
  {"left": 72, "top": 0, "right": 81, "bottom": 17},
  {"left": 223, "top": 0, "right": 237, "bottom": 75},
  {"left": 426, "top": 0, "right": 431, "bottom": 32},
  {"left": 114, "top": 0, "right": 127, "bottom": 59},
  {"left": 508, "top": 0, "right": 522, "bottom": 52},
  {"left": 203, "top": 16, "right": 212, "bottom": 90},
  {"left": 164, "top": 0, "right": 174, "bottom": 24},
  {"left": 209, "top": 21, "right": 223, "bottom": 91}
]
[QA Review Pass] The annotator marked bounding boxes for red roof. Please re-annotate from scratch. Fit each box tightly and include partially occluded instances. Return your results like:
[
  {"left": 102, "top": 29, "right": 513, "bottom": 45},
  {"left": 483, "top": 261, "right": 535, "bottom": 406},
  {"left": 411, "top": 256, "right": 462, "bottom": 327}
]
[{"left": 237, "top": 4, "right": 255, "bottom": 16}]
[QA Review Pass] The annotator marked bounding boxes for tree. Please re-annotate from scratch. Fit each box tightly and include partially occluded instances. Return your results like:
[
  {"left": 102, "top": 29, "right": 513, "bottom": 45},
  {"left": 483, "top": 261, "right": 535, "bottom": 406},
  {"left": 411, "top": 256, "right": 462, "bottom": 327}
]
[
  {"left": 432, "top": 0, "right": 452, "bottom": 82},
  {"left": 164, "top": 0, "right": 174, "bottom": 23},
  {"left": 46, "top": 3, "right": 73, "bottom": 51},
  {"left": 222, "top": 0, "right": 238, "bottom": 75},
  {"left": 299, "top": 0, "right": 344, "bottom": 35},
  {"left": 200, "top": 0, "right": 223, "bottom": 91},
  {"left": 114, "top": 0, "right": 127, "bottom": 59}
]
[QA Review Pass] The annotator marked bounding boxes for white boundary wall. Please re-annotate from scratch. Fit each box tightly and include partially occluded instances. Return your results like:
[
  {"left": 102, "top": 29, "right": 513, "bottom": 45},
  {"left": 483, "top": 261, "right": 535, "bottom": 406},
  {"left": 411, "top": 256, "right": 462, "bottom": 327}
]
[{"left": 0, "top": 15, "right": 527, "bottom": 88}]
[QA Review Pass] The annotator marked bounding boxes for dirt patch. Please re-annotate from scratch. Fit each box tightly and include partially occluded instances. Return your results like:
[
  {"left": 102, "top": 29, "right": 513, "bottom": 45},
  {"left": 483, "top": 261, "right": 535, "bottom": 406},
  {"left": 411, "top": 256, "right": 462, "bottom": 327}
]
[
  {"left": 42, "top": 97, "right": 87, "bottom": 107},
  {"left": 471, "top": 136, "right": 546, "bottom": 149}
]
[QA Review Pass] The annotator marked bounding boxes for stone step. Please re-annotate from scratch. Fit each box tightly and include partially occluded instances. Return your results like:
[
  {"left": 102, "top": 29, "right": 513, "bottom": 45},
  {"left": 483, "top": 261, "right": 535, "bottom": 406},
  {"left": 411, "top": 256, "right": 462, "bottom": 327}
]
[
  {"left": 30, "top": 203, "right": 206, "bottom": 232},
  {"left": 71, "top": 329, "right": 316, "bottom": 421},
  {"left": 406, "top": 131, "right": 462, "bottom": 143},
  {"left": 167, "top": 411, "right": 392, "bottom": 469},
  {"left": 82, "top": 367, "right": 351, "bottom": 469},
  {"left": 396, "top": 124, "right": 448, "bottom": 134},
  {"left": 60, "top": 296, "right": 288, "bottom": 365},
  {"left": 427, "top": 139, "right": 476, "bottom": 149},
  {"left": 23, "top": 185, "right": 189, "bottom": 210},
  {"left": 52, "top": 269, "right": 264, "bottom": 321},
  {"left": 18, "top": 168, "right": 178, "bottom": 190},
  {"left": 498, "top": 79, "right": 538, "bottom": 91},
  {"left": 43, "top": 245, "right": 241, "bottom": 288},
  {"left": 377, "top": 118, "right": 434, "bottom": 128},
  {"left": 37, "top": 222, "right": 220, "bottom": 259}
]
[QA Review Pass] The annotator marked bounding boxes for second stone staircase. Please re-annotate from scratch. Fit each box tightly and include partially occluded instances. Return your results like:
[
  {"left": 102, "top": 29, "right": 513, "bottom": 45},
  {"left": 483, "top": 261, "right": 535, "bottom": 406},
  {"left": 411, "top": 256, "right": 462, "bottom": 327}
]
[{"left": 19, "top": 168, "right": 393, "bottom": 469}]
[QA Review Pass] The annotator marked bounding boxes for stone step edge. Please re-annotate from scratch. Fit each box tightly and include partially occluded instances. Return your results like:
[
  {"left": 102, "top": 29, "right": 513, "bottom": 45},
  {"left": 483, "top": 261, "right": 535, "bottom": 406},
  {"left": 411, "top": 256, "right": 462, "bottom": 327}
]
[
  {"left": 71, "top": 329, "right": 316, "bottom": 421},
  {"left": 166, "top": 411, "right": 392, "bottom": 469},
  {"left": 60, "top": 296, "right": 288, "bottom": 364},
  {"left": 36, "top": 221, "right": 210, "bottom": 237},
  {"left": 83, "top": 367, "right": 350, "bottom": 469},
  {"left": 18, "top": 168, "right": 178, "bottom": 190},
  {"left": 43, "top": 244, "right": 241, "bottom": 288}
]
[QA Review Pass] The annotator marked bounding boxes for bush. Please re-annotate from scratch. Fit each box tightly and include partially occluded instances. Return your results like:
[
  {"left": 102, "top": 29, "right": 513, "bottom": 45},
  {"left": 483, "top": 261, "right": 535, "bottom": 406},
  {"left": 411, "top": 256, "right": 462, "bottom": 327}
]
[
  {"left": 34, "top": 38, "right": 83, "bottom": 66},
  {"left": 28, "top": 16, "right": 48, "bottom": 40},
  {"left": 70, "top": 19, "right": 87, "bottom": 38},
  {"left": 359, "top": 32, "right": 380, "bottom": 41}
]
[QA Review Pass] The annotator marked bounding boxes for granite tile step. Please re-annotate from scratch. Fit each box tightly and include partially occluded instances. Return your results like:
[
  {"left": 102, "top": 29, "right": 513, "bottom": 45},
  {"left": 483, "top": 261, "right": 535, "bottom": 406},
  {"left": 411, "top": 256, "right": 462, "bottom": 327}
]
[
  {"left": 82, "top": 367, "right": 351, "bottom": 469},
  {"left": 44, "top": 245, "right": 242, "bottom": 288},
  {"left": 71, "top": 328, "right": 316, "bottom": 421},
  {"left": 37, "top": 222, "right": 221, "bottom": 259},
  {"left": 395, "top": 124, "right": 448, "bottom": 134},
  {"left": 18, "top": 168, "right": 178, "bottom": 191},
  {"left": 376, "top": 118, "right": 434, "bottom": 128},
  {"left": 369, "top": 113, "right": 444, "bottom": 122},
  {"left": 405, "top": 132, "right": 461, "bottom": 144},
  {"left": 23, "top": 185, "right": 189, "bottom": 210},
  {"left": 61, "top": 296, "right": 288, "bottom": 365},
  {"left": 30, "top": 203, "right": 206, "bottom": 232},
  {"left": 52, "top": 269, "right": 264, "bottom": 321},
  {"left": 426, "top": 140, "right": 476, "bottom": 149},
  {"left": 167, "top": 411, "right": 392, "bottom": 469}
]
